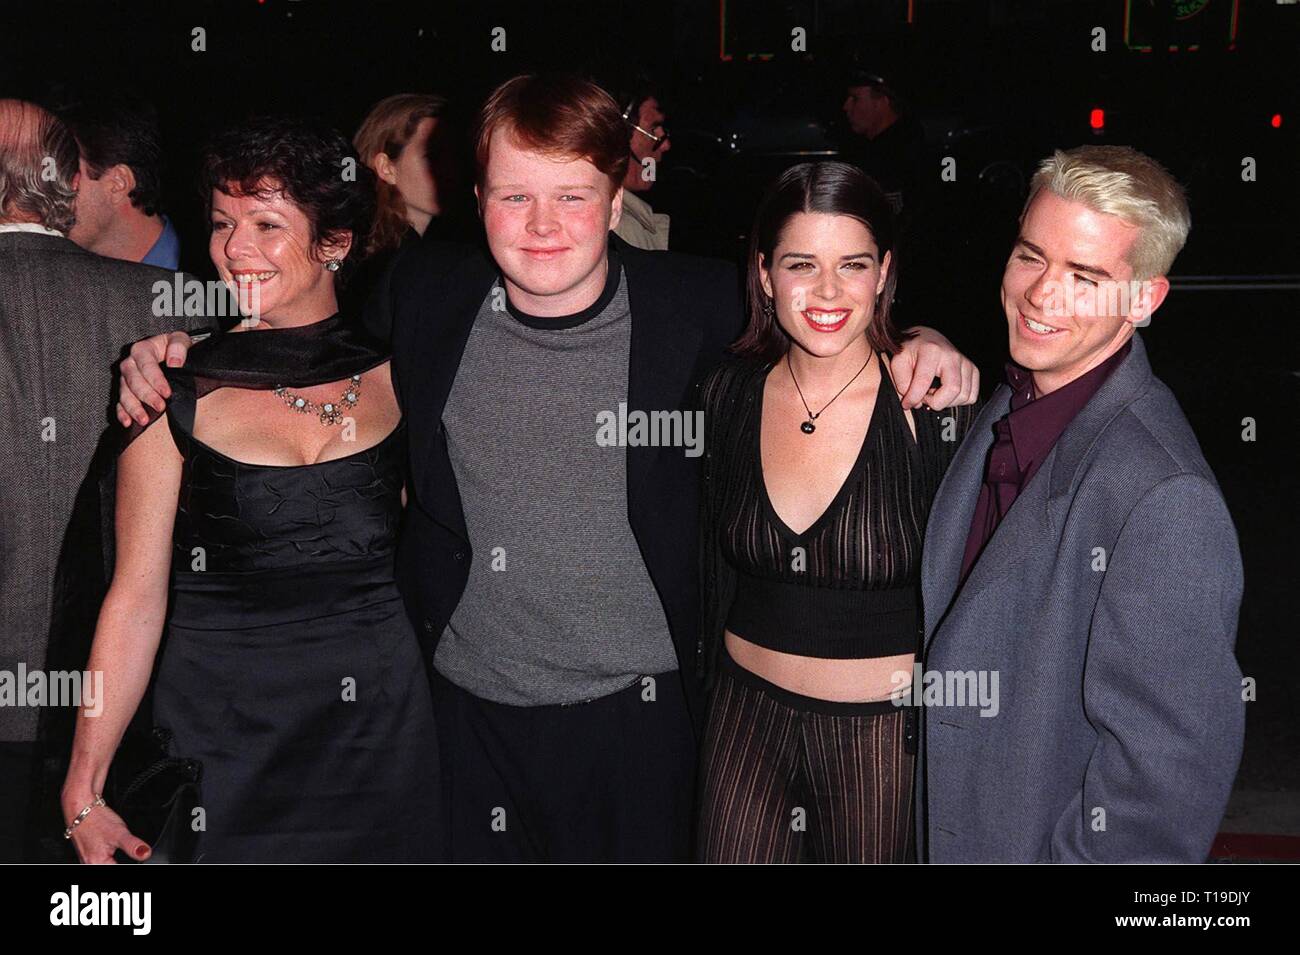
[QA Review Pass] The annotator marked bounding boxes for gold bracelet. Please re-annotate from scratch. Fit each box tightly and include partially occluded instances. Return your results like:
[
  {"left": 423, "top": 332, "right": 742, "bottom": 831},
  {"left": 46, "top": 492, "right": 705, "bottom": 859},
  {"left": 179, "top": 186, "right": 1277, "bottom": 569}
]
[{"left": 64, "top": 794, "right": 105, "bottom": 839}]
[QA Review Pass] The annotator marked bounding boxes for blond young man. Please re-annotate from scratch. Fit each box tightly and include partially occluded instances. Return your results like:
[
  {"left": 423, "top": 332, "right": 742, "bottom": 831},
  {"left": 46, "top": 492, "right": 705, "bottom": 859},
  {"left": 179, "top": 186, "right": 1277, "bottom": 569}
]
[{"left": 917, "top": 145, "right": 1245, "bottom": 863}]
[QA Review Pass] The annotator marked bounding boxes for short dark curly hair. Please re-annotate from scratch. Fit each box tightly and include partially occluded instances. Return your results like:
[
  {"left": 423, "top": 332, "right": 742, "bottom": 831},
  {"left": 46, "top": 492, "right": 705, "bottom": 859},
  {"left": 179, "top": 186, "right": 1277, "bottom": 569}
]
[{"left": 199, "top": 115, "right": 375, "bottom": 286}]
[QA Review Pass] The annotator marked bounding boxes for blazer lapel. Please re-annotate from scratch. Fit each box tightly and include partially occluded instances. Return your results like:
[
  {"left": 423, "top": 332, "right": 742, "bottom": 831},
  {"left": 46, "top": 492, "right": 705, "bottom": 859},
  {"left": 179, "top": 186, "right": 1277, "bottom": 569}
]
[
  {"left": 924, "top": 331, "right": 1156, "bottom": 650},
  {"left": 922, "top": 384, "right": 1008, "bottom": 646},
  {"left": 1044, "top": 331, "right": 1155, "bottom": 520},
  {"left": 939, "top": 442, "right": 1058, "bottom": 606},
  {"left": 621, "top": 235, "right": 704, "bottom": 515},
  {"left": 405, "top": 246, "right": 497, "bottom": 542}
]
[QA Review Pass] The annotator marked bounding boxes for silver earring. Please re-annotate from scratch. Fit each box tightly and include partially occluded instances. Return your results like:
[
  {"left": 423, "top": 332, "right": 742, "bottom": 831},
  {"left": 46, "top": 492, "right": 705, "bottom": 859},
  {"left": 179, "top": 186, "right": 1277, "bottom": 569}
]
[
  {"left": 324, "top": 260, "right": 341, "bottom": 272},
  {"left": 762, "top": 297, "right": 774, "bottom": 319}
]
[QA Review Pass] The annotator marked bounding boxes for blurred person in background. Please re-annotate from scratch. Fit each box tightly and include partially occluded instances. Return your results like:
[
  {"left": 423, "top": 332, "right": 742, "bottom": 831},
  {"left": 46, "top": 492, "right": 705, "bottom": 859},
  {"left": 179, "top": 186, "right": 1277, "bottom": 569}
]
[
  {"left": 60, "top": 93, "right": 181, "bottom": 270},
  {"left": 0, "top": 99, "right": 175, "bottom": 860},
  {"left": 354, "top": 93, "right": 449, "bottom": 253},
  {"left": 349, "top": 92, "right": 474, "bottom": 310},
  {"left": 840, "top": 67, "right": 925, "bottom": 217},
  {"left": 610, "top": 75, "right": 672, "bottom": 250}
]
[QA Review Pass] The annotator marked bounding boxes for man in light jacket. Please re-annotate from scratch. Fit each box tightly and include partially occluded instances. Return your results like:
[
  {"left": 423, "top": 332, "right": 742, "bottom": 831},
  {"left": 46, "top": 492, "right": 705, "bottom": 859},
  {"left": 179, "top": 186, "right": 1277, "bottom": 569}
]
[{"left": 916, "top": 145, "right": 1245, "bottom": 863}]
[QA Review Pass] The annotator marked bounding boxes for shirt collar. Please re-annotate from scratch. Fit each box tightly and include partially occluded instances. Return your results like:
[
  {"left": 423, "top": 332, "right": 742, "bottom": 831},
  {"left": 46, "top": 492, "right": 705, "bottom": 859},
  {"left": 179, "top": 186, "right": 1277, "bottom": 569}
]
[
  {"left": 141, "top": 214, "right": 180, "bottom": 269},
  {"left": 620, "top": 192, "right": 660, "bottom": 231},
  {"left": 1003, "top": 337, "right": 1134, "bottom": 475},
  {"left": 504, "top": 240, "right": 622, "bottom": 331},
  {"left": 0, "top": 222, "right": 64, "bottom": 237}
]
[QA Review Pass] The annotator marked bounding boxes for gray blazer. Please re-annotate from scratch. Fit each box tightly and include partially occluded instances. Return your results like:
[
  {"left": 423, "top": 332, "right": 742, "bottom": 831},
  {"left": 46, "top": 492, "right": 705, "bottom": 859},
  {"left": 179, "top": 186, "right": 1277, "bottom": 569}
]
[
  {"left": 0, "top": 232, "right": 178, "bottom": 744},
  {"left": 917, "top": 331, "right": 1245, "bottom": 862}
]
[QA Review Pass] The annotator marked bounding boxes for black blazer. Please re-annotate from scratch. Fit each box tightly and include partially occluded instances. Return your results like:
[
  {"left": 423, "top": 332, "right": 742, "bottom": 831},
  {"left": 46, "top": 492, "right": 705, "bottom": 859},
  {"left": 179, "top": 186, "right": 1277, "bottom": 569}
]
[{"left": 368, "top": 232, "right": 744, "bottom": 729}]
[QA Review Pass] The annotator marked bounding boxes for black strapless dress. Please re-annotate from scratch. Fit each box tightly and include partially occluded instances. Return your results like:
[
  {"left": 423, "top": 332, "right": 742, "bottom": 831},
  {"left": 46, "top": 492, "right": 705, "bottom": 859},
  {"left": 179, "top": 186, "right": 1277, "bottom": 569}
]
[{"left": 152, "top": 392, "right": 443, "bottom": 862}]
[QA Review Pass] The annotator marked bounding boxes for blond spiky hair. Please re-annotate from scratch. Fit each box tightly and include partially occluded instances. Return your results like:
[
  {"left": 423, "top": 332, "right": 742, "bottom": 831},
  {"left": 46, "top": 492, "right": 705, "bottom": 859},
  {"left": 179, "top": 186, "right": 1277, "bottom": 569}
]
[{"left": 1024, "top": 145, "right": 1191, "bottom": 280}]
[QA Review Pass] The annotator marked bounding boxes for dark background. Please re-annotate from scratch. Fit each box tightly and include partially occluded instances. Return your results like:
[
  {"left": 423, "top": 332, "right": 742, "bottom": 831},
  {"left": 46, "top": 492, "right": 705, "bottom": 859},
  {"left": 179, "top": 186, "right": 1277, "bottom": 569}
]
[{"left": 3, "top": 0, "right": 1297, "bottom": 842}]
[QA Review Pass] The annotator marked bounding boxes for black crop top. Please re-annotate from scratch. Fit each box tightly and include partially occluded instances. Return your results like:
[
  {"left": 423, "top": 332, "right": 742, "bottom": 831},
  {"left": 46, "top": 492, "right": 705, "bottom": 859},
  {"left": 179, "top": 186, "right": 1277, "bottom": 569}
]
[{"left": 696, "top": 353, "right": 977, "bottom": 678}]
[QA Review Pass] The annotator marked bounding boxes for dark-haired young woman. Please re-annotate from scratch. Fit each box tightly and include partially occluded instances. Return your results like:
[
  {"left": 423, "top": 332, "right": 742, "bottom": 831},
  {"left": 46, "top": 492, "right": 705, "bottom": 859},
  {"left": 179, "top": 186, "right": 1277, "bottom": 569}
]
[
  {"left": 696, "top": 161, "right": 977, "bottom": 863},
  {"left": 61, "top": 117, "right": 444, "bottom": 863}
]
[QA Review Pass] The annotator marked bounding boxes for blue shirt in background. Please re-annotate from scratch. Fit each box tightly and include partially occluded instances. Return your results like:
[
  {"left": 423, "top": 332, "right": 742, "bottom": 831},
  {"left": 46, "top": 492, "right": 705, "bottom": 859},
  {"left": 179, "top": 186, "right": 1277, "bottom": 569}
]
[{"left": 141, "top": 214, "right": 180, "bottom": 270}]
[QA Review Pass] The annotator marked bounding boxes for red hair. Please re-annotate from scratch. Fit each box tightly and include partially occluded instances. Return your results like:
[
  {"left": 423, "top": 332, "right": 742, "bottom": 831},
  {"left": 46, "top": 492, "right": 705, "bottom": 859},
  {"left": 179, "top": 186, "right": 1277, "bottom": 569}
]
[{"left": 473, "top": 74, "right": 628, "bottom": 194}]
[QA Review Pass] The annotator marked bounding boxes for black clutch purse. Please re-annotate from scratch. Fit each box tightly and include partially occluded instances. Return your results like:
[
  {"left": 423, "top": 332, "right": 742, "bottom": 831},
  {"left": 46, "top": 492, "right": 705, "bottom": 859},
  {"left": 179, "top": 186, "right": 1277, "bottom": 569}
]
[{"left": 108, "top": 726, "right": 202, "bottom": 864}]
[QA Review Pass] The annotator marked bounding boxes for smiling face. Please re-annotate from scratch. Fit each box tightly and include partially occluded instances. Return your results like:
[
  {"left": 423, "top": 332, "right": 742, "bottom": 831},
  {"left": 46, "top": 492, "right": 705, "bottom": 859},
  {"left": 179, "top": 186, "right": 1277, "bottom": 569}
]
[
  {"left": 759, "top": 211, "right": 889, "bottom": 361},
  {"left": 208, "top": 181, "right": 348, "bottom": 325},
  {"left": 1002, "top": 190, "right": 1167, "bottom": 394},
  {"left": 477, "top": 127, "right": 622, "bottom": 316}
]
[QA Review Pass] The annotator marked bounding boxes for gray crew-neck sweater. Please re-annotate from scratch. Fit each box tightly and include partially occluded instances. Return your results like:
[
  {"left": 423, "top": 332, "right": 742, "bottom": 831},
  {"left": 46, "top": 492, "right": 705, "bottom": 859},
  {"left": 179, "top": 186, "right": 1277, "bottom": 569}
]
[{"left": 433, "top": 259, "right": 679, "bottom": 705}]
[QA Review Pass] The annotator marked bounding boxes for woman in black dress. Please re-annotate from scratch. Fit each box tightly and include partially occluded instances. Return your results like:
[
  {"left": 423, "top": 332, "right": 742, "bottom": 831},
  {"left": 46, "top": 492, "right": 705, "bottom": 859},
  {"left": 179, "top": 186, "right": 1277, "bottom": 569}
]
[
  {"left": 696, "top": 162, "right": 977, "bottom": 863},
  {"left": 62, "top": 117, "right": 443, "bottom": 862}
]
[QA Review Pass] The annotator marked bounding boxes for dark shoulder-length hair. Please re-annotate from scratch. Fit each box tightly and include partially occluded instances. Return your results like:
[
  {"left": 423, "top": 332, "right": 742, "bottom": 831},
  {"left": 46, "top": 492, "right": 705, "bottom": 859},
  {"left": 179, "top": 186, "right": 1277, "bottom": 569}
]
[
  {"left": 733, "top": 161, "right": 913, "bottom": 363},
  {"left": 200, "top": 115, "right": 375, "bottom": 287}
]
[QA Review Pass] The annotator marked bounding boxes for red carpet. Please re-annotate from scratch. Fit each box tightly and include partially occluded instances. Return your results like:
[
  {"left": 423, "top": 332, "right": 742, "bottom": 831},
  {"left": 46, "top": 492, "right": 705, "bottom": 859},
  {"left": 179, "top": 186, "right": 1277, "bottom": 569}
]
[{"left": 1210, "top": 832, "right": 1300, "bottom": 861}]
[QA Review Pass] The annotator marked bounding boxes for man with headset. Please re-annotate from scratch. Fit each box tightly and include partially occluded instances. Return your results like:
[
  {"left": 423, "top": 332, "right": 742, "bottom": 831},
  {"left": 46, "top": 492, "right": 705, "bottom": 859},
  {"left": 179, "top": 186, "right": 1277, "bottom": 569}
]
[{"left": 611, "top": 79, "right": 672, "bottom": 251}]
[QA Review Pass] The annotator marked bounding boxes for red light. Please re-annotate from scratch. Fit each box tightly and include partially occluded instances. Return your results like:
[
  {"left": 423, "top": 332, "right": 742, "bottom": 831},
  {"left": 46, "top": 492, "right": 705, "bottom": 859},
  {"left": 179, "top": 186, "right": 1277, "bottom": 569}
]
[
  {"left": 1089, "top": 108, "right": 1105, "bottom": 130},
  {"left": 1272, "top": 114, "right": 1283, "bottom": 129}
]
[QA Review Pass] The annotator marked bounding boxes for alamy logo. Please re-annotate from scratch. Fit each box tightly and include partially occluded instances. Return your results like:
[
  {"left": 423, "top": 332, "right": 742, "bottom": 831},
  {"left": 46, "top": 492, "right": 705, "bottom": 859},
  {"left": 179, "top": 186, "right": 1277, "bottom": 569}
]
[
  {"left": 0, "top": 666, "right": 102, "bottom": 716},
  {"left": 892, "top": 664, "right": 1000, "bottom": 717},
  {"left": 50, "top": 885, "right": 151, "bottom": 935},
  {"left": 595, "top": 404, "right": 704, "bottom": 458},
  {"left": 152, "top": 274, "right": 254, "bottom": 320}
]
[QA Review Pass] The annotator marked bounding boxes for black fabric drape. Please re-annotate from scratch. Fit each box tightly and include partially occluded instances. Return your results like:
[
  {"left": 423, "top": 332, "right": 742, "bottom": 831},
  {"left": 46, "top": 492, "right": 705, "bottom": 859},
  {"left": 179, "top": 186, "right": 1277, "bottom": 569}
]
[{"left": 122, "top": 311, "right": 391, "bottom": 448}]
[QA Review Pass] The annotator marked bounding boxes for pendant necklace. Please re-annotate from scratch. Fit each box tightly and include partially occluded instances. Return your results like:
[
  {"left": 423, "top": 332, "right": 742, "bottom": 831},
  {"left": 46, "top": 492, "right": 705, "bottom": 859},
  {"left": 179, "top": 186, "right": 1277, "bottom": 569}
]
[
  {"left": 786, "top": 352, "right": 872, "bottom": 434},
  {"left": 273, "top": 374, "right": 362, "bottom": 426}
]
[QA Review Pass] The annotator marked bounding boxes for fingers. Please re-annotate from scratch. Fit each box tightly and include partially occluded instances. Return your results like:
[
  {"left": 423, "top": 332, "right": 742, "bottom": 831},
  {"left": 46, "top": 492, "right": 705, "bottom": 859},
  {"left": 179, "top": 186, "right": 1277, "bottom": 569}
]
[
  {"left": 164, "top": 330, "right": 192, "bottom": 368},
  {"left": 68, "top": 819, "right": 118, "bottom": 864},
  {"left": 901, "top": 346, "right": 940, "bottom": 409},
  {"left": 963, "top": 361, "right": 981, "bottom": 406},
  {"left": 142, "top": 333, "right": 185, "bottom": 391},
  {"left": 118, "top": 355, "right": 164, "bottom": 426},
  {"left": 119, "top": 332, "right": 182, "bottom": 426},
  {"left": 117, "top": 831, "right": 152, "bottom": 862},
  {"left": 926, "top": 353, "right": 962, "bottom": 411},
  {"left": 941, "top": 356, "right": 980, "bottom": 409},
  {"left": 71, "top": 810, "right": 151, "bottom": 864},
  {"left": 910, "top": 345, "right": 982, "bottom": 411},
  {"left": 888, "top": 348, "right": 916, "bottom": 404}
]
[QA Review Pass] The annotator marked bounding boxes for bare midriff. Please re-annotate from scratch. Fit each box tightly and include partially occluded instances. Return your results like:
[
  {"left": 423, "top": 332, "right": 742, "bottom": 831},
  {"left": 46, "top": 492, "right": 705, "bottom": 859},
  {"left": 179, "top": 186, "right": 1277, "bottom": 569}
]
[{"left": 725, "top": 629, "right": 914, "bottom": 703}]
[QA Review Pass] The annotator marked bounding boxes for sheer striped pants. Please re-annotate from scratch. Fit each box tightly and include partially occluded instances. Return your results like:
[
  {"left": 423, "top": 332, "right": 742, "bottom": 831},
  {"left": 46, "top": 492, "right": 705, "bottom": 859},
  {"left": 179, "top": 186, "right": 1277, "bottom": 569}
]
[{"left": 697, "top": 648, "right": 915, "bottom": 863}]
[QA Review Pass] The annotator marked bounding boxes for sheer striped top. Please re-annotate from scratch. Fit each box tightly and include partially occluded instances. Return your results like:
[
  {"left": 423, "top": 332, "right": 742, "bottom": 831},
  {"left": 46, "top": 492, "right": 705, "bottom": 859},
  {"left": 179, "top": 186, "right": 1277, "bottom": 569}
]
[{"left": 696, "top": 353, "right": 977, "bottom": 676}]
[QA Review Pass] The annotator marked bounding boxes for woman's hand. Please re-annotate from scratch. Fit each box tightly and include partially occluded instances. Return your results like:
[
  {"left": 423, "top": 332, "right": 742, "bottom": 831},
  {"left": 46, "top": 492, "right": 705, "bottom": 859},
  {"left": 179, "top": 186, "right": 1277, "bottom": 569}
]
[{"left": 62, "top": 792, "right": 152, "bottom": 864}]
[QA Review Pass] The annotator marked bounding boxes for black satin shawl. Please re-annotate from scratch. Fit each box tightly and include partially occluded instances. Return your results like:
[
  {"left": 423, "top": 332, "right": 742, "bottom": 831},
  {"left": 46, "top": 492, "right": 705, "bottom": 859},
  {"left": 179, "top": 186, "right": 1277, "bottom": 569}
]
[{"left": 122, "top": 311, "right": 390, "bottom": 449}]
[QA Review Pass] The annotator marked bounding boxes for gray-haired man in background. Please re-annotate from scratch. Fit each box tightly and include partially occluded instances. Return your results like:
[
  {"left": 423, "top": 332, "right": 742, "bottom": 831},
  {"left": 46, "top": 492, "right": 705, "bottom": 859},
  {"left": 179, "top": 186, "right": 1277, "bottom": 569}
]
[{"left": 0, "top": 99, "right": 175, "bottom": 860}]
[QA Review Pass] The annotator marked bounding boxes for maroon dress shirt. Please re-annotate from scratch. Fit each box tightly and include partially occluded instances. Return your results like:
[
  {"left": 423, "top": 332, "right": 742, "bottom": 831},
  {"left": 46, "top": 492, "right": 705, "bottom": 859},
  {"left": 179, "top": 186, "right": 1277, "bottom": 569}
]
[{"left": 959, "top": 339, "right": 1133, "bottom": 582}]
